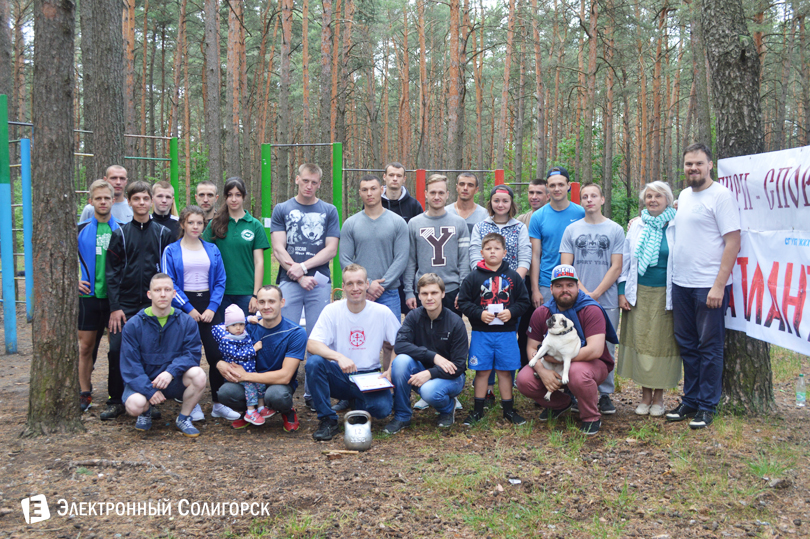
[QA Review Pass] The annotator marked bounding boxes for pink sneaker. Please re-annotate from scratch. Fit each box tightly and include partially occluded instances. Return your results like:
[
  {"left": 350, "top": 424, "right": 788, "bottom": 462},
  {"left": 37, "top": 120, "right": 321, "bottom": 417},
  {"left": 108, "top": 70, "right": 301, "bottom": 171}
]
[
  {"left": 244, "top": 410, "right": 265, "bottom": 426},
  {"left": 258, "top": 407, "right": 277, "bottom": 419}
]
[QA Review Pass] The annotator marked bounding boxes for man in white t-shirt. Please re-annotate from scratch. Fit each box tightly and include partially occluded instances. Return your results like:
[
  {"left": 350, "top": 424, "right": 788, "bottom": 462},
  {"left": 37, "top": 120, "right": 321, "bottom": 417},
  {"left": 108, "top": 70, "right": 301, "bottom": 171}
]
[
  {"left": 306, "top": 264, "right": 401, "bottom": 441},
  {"left": 666, "top": 142, "right": 741, "bottom": 430}
]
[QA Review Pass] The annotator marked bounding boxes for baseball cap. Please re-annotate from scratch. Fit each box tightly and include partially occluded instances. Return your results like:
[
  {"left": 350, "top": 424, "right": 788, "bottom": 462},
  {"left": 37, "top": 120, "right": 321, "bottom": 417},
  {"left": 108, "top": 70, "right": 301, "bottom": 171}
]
[
  {"left": 546, "top": 166, "right": 570, "bottom": 181},
  {"left": 550, "top": 264, "right": 579, "bottom": 283}
]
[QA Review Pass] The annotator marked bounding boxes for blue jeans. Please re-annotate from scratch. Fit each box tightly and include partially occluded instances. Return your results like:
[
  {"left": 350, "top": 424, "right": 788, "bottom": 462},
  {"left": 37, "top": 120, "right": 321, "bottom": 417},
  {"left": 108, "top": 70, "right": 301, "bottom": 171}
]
[
  {"left": 304, "top": 355, "right": 393, "bottom": 422},
  {"left": 672, "top": 284, "right": 730, "bottom": 413},
  {"left": 391, "top": 354, "right": 465, "bottom": 421},
  {"left": 373, "top": 289, "right": 401, "bottom": 321},
  {"left": 218, "top": 382, "right": 294, "bottom": 414},
  {"left": 217, "top": 294, "right": 252, "bottom": 320},
  {"left": 279, "top": 281, "right": 332, "bottom": 398}
]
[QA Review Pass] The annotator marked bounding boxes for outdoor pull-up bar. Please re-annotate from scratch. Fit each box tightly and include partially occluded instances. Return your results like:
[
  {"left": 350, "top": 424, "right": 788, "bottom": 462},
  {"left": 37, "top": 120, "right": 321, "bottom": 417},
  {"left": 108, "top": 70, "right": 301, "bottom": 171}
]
[{"left": 260, "top": 142, "right": 344, "bottom": 289}]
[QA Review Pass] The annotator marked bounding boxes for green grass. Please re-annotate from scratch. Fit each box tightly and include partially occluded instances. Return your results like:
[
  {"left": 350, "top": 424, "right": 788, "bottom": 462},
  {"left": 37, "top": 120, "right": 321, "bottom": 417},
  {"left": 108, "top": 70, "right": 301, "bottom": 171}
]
[
  {"left": 627, "top": 421, "right": 662, "bottom": 443},
  {"left": 746, "top": 451, "right": 795, "bottom": 480},
  {"left": 771, "top": 346, "right": 805, "bottom": 384}
]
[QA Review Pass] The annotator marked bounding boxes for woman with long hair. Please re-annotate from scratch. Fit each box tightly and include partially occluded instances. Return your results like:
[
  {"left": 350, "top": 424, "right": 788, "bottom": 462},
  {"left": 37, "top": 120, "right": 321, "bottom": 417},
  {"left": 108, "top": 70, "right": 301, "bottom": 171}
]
[
  {"left": 161, "top": 205, "right": 241, "bottom": 421},
  {"left": 617, "top": 181, "right": 680, "bottom": 417},
  {"left": 203, "top": 177, "right": 271, "bottom": 317}
]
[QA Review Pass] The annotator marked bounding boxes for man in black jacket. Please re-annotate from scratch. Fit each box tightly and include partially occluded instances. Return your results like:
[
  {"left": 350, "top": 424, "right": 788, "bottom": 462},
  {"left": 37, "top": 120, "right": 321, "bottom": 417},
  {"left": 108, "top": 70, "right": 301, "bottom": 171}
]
[
  {"left": 383, "top": 274, "right": 468, "bottom": 433},
  {"left": 102, "top": 181, "right": 174, "bottom": 420}
]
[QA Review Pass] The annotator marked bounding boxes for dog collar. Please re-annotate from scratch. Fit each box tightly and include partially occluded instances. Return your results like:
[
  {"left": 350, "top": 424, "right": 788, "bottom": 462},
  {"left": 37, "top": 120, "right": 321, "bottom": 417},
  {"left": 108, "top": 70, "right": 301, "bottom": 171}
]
[{"left": 556, "top": 326, "right": 576, "bottom": 336}]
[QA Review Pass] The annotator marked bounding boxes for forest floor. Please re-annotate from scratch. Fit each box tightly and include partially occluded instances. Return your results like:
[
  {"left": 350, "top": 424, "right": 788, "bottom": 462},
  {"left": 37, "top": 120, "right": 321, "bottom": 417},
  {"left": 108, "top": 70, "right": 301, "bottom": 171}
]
[{"left": 1, "top": 304, "right": 809, "bottom": 539}]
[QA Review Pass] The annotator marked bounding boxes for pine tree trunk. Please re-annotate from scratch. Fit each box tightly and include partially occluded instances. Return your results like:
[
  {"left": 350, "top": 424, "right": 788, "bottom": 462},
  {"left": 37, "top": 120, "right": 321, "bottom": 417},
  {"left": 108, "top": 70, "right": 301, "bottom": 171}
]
[
  {"left": 514, "top": 37, "right": 526, "bottom": 186},
  {"left": 319, "top": 0, "right": 333, "bottom": 191},
  {"left": 603, "top": 0, "right": 614, "bottom": 217},
  {"left": 225, "top": 0, "right": 242, "bottom": 180},
  {"left": 773, "top": 18, "right": 795, "bottom": 152},
  {"left": 302, "top": 0, "right": 311, "bottom": 160},
  {"left": 12, "top": 0, "right": 27, "bottom": 124},
  {"left": 581, "top": 0, "right": 597, "bottom": 185},
  {"left": 802, "top": 16, "right": 810, "bottom": 146},
  {"left": 496, "top": 0, "right": 515, "bottom": 169},
  {"left": 204, "top": 0, "right": 222, "bottom": 193},
  {"left": 702, "top": 0, "right": 773, "bottom": 416},
  {"left": 278, "top": 0, "right": 293, "bottom": 199},
  {"left": 531, "top": 0, "right": 545, "bottom": 179},
  {"left": 27, "top": 0, "right": 83, "bottom": 436},
  {"left": 398, "top": 11, "right": 410, "bottom": 162},
  {"left": 446, "top": 0, "right": 462, "bottom": 170},
  {"left": 139, "top": 0, "right": 148, "bottom": 170},
  {"left": 691, "top": 1, "right": 711, "bottom": 150},
  {"left": 0, "top": 0, "right": 11, "bottom": 99},
  {"left": 123, "top": 0, "right": 136, "bottom": 156},
  {"left": 473, "top": 15, "right": 485, "bottom": 169}
]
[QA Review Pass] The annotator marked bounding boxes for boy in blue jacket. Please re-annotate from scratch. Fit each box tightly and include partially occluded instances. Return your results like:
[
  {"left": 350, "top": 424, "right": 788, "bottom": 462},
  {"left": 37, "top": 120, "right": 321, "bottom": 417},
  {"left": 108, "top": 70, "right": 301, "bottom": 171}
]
[{"left": 120, "top": 273, "right": 207, "bottom": 437}]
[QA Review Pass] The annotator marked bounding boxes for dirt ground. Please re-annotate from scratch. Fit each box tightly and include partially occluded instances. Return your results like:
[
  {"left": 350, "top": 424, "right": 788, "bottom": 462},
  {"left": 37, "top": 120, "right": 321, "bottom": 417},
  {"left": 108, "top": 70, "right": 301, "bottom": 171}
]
[{"left": 1, "top": 306, "right": 810, "bottom": 538}]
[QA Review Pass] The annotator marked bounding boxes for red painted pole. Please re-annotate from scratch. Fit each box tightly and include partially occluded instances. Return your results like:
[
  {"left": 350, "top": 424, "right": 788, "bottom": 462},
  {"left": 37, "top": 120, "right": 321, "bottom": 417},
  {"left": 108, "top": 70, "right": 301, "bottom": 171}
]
[
  {"left": 415, "top": 169, "right": 426, "bottom": 207},
  {"left": 570, "top": 181, "right": 581, "bottom": 204},
  {"left": 494, "top": 169, "right": 505, "bottom": 186}
]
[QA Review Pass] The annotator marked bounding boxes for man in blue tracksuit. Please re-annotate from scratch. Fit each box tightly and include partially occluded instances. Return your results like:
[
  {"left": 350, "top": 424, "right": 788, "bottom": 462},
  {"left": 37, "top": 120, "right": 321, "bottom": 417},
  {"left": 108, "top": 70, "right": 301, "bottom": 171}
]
[
  {"left": 77, "top": 179, "right": 120, "bottom": 412},
  {"left": 120, "top": 273, "right": 207, "bottom": 437}
]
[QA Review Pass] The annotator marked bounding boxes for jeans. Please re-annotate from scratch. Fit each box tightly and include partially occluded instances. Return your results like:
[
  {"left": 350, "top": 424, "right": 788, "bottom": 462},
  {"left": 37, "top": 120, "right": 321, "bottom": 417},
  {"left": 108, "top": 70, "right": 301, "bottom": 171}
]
[
  {"left": 279, "top": 280, "right": 332, "bottom": 398},
  {"left": 373, "top": 289, "right": 401, "bottom": 321},
  {"left": 672, "top": 284, "right": 730, "bottom": 413},
  {"left": 598, "top": 307, "right": 620, "bottom": 396},
  {"left": 218, "top": 382, "right": 294, "bottom": 414},
  {"left": 216, "top": 294, "right": 252, "bottom": 320},
  {"left": 187, "top": 291, "right": 225, "bottom": 403},
  {"left": 390, "top": 354, "right": 466, "bottom": 421},
  {"left": 304, "top": 354, "right": 393, "bottom": 422}
]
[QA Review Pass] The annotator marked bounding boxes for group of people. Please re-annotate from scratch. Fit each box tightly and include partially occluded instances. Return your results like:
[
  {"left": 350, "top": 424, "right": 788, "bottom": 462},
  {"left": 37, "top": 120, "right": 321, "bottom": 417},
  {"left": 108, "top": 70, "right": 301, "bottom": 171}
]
[{"left": 77, "top": 141, "right": 740, "bottom": 439}]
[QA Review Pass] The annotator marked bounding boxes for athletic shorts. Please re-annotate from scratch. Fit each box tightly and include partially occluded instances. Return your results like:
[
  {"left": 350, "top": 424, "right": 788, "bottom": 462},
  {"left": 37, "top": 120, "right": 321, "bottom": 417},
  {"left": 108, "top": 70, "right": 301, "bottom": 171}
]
[
  {"left": 122, "top": 374, "right": 187, "bottom": 404},
  {"left": 78, "top": 297, "right": 111, "bottom": 332},
  {"left": 468, "top": 331, "right": 521, "bottom": 372}
]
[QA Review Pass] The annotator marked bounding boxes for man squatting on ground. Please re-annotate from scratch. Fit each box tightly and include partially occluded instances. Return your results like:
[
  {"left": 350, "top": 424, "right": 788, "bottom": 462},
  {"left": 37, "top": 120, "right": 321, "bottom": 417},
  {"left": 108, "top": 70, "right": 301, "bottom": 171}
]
[
  {"left": 384, "top": 273, "right": 469, "bottom": 434},
  {"left": 120, "top": 273, "right": 207, "bottom": 437}
]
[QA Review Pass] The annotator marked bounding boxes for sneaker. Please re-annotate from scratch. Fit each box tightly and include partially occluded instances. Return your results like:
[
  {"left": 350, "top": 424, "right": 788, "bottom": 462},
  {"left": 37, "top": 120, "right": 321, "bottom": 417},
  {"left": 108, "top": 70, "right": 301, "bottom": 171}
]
[
  {"left": 282, "top": 409, "right": 300, "bottom": 432},
  {"left": 581, "top": 419, "right": 601, "bottom": 436},
  {"left": 258, "top": 407, "right": 277, "bottom": 419},
  {"left": 462, "top": 411, "right": 484, "bottom": 426},
  {"left": 332, "top": 399, "right": 351, "bottom": 412},
  {"left": 455, "top": 397, "right": 463, "bottom": 411},
  {"left": 665, "top": 402, "right": 698, "bottom": 422},
  {"left": 538, "top": 402, "right": 573, "bottom": 422},
  {"left": 598, "top": 395, "right": 616, "bottom": 415},
  {"left": 190, "top": 403, "right": 205, "bottom": 422},
  {"left": 231, "top": 418, "right": 249, "bottom": 429},
  {"left": 503, "top": 410, "right": 527, "bottom": 425},
  {"left": 689, "top": 410, "right": 714, "bottom": 430},
  {"left": 135, "top": 410, "right": 152, "bottom": 431},
  {"left": 413, "top": 398, "right": 430, "bottom": 410},
  {"left": 304, "top": 397, "right": 317, "bottom": 413},
  {"left": 212, "top": 403, "right": 241, "bottom": 421},
  {"left": 244, "top": 410, "right": 265, "bottom": 426},
  {"left": 483, "top": 390, "right": 496, "bottom": 409},
  {"left": 176, "top": 416, "right": 201, "bottom": 437},
  {"left": 312, "top": 418, "right": 340, "bottom": 441},
  {"left": 100, "top": 403, "right": 125, "bottom": 420},
  {"left": 80, "top": 392, "right": 92, "bottom": 412},
  {"left": 151, "top": 406, "right": 162, "bottom": 419},
  {"left": 174, "top": 398, "right": 183, "bottom": 403},
  {"left": 437, "top": 411, "right": 455, "bottom": 428},
  {"left": 383, "top": 418, "right": 411, "bottom": 435}
]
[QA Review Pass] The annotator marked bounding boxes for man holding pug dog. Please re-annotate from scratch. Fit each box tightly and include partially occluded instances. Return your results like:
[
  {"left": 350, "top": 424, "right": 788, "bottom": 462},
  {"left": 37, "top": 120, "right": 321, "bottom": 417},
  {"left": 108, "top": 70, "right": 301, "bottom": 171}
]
[{"left": 515, "top": 264, "right": 618, "bottom": 435}]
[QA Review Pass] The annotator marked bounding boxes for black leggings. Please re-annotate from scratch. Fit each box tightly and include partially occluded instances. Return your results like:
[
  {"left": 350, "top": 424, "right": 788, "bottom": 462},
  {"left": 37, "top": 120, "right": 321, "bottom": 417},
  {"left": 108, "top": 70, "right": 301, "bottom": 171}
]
[{"left": 186, "top": 291, "right": 226, "bottom": 403}]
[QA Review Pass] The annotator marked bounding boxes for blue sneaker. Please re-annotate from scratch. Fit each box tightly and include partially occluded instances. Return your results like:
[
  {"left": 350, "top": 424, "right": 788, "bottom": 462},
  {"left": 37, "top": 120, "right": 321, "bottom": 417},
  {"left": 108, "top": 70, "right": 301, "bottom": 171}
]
[
  {"left": 135, "top": 410, "right": 152, "bottom": 431},
  {"left": 176, "top": 415, "right": 200, "bottom": 438}
]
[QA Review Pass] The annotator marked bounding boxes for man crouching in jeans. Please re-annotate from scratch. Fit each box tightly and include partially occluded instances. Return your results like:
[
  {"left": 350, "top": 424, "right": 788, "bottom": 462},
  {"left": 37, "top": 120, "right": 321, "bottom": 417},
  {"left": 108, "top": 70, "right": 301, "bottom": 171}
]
[{"left": 120, "top": 273, "right": 207, "bottom": 437}]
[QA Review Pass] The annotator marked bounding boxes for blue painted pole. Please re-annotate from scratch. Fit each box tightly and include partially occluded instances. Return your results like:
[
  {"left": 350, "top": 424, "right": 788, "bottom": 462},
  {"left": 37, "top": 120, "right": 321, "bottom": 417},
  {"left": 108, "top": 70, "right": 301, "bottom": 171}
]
[
  {"left": 21, "top": 138, "right": 32, "bottom": 322},
  {"left": 0, "top": 94, "right": 18, "bottom": 353}
]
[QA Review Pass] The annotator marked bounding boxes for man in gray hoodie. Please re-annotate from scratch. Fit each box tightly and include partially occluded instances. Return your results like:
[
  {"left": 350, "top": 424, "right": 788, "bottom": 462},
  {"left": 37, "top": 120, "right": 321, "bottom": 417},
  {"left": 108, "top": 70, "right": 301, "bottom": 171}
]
[{"left": 403, "top": 174, "right": 470, "bottom": 316}]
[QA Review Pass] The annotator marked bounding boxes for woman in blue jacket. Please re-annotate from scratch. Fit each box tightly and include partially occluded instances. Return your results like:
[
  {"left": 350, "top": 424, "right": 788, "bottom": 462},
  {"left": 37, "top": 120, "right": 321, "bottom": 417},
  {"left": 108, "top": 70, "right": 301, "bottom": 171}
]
[{"left": 162, "top": 205, "right": 240, "bottom": 421}]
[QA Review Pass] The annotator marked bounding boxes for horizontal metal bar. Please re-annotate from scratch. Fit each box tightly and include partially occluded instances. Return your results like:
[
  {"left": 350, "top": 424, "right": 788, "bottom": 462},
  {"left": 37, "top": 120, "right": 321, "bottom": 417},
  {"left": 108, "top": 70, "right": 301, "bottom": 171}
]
[
  {"left": 9, "top": 139, "right": 21, "bottom": 144},
  {"left": 342, "top": 168, "right": 420, "bottom": 173},
  {"left": 124, "top": 134, "right": 172, "bottom": 140},
  {"left": 425, "top": 169, "right": 498, "bottom": 173},
  {"left": 0, "top": 298, "right": 28, "bottom": 304},
  {"left": 75, "top": 152, "right": 93, "bottom": 157},
  {"left": 269, "top": 143, "right": 334, "bottom": 147},
  {"left": 11, "top": 203, "right": 22, "bottom": 207},
  {"left": 8, "top": 121, "right": 33, "bottom": 127},
  {"left": 123, "top": 156, "right": 170, "bottom": 161},
  {"left": 14, "top": 253, "right": 25, "bottom": 256},
  {"left": 12, "top": 228, "right": 22, "bottom": 231}
]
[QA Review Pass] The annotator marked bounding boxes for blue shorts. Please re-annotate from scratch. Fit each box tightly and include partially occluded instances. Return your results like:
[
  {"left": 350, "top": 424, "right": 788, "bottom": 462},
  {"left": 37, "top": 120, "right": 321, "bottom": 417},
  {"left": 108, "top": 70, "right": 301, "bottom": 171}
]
[
  {"left": 123, "top": 374, "right": 187, "bottom": 404},
  {"left": 468, "top": 331, "right": 521, "bottom": 372}
]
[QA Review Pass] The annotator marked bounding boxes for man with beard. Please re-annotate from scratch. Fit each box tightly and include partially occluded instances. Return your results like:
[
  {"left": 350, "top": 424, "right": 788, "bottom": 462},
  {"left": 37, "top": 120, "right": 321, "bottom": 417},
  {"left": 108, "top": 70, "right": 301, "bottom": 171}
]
[
  {"left": 665, "top": 143, "right": 740, "bottom": 430},
  {"left": 515, "top": 265, "right": 618, "bottom": 435}
]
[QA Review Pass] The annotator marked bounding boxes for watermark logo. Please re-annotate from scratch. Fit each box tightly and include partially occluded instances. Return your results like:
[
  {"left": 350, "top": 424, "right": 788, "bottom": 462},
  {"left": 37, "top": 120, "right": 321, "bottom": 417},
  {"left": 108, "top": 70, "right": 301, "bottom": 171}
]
[{"left": 21, "top": 495, "right": 51, "bottom": 524}]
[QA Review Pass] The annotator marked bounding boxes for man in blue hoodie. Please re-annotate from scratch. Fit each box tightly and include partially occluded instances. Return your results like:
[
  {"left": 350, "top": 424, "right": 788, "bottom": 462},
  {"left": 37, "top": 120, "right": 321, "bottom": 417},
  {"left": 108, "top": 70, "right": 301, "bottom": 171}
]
[
  {"left": 120, "top": 273, "right": 207, "bottom": 437},
  {"left": 78, "top": 179, "right": 121, "bottom": 412}
]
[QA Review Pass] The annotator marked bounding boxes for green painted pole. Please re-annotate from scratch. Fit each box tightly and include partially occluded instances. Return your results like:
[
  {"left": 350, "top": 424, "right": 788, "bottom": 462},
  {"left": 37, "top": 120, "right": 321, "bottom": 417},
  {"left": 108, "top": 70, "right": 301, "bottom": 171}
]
[
  {"left": 331, "top": 142, "right": 343, "bottom": 289},
  {"left": 169, "top": 137, "right": 180, "bottom": 205},
  {"left": 261, "top": 143, "right": 273, "bottom": 285}
]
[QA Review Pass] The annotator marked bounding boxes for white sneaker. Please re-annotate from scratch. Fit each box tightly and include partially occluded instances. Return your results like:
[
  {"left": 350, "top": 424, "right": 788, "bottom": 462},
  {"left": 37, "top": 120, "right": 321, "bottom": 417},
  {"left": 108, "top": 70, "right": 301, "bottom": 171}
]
[
  {"left": 635, "top": 403, "right": 651, "bottom": 415},
  {"left": 649, "top": 404, "right": 666, "bottom": 417},
  {"left": 455, "top": 397, "right": 463, "bottom": 411},
  {"left": 413, "top": 398, "right": 430, "bottom": 410},
  {"left": 211, "top": 403, "right": 241, "bottom": 421},
  {"left": 189, "top": 403, "right": 205, "bottom": 422}
]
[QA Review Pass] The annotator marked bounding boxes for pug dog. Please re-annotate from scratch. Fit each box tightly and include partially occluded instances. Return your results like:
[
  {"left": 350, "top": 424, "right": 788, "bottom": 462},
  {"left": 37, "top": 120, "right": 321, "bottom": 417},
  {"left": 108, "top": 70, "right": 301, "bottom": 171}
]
[{"left": 528, "top": 313, "right": 581, "bottom": 400}]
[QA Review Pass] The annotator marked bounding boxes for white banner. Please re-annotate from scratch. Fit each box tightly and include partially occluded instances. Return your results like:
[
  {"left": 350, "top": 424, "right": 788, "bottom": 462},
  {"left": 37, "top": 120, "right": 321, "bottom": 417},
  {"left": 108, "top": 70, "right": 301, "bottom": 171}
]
[{"left": 718, "top": 146, "right": 810, "bottom": 355}]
